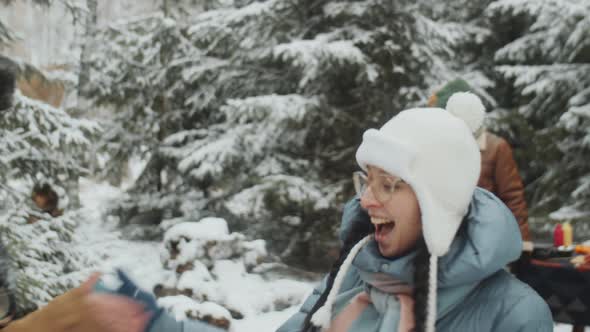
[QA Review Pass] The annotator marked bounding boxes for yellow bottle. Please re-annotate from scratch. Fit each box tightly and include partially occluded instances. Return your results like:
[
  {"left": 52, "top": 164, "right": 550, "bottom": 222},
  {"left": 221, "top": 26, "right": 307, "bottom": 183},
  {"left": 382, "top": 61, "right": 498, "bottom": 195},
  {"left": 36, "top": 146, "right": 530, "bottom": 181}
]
[{"left": 563, "top": 222, "right": 573, "bottom": 247}]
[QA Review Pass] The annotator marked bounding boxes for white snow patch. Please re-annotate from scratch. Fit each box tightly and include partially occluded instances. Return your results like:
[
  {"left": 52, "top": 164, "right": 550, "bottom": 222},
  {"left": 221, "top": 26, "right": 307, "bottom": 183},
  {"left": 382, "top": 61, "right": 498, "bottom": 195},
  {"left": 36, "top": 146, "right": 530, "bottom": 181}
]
[
  {"left": 158, "top": 295, "right": 232, "bottom": 322},
  {"left": 76, "top": 178, "right": 313, "bottom": 331},
  {"left": 165, "top": 218, "right": 230, "bottom": 242}
]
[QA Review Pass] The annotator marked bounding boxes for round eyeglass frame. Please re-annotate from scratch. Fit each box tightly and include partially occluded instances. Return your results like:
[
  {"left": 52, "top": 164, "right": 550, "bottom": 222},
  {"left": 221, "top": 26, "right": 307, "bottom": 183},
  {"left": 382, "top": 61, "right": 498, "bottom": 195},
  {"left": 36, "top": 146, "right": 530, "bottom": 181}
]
[{"left": 352, "top": 170, "right": 404, "bottom": 204}]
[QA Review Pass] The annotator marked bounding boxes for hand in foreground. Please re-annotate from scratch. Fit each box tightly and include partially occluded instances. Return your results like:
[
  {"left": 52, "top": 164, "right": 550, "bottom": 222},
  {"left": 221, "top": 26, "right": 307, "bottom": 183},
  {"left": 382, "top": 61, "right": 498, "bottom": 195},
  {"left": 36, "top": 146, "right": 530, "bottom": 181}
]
[
  {"left": 94, "top": 269, "right": 165, "bottom": 330},
  {"left": 7, "top": 273, "right": 151, "bottom": 332}
]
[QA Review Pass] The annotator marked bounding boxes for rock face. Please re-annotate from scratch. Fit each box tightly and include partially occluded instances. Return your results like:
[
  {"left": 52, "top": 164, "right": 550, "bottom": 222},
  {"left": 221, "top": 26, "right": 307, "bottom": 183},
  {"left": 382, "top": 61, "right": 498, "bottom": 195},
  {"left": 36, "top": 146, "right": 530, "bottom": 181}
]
[
  {"left": 15, "top": 63, "right": 65, "bottom": 108},
  {"left": 0, "top": 55, "right": 65, "bottom": 108}
]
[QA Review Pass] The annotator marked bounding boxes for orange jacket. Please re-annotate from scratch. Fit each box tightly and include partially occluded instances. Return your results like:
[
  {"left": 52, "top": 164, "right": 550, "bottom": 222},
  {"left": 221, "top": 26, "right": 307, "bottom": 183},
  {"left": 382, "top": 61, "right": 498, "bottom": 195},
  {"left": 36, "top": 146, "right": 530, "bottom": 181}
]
[{"left": 478, "top": 132, "right": 530, "bottom": 240}]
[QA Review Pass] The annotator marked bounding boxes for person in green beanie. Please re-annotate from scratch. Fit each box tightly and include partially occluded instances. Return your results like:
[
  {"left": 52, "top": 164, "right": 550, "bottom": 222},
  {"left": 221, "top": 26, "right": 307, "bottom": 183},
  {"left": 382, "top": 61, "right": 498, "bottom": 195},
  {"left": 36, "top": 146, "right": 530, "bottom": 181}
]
[
  {"left": 427, "top": 79, "right": 472, "bottom": 111},
  {"left": 428, "top": 79, "right": 530, "bottom": 241}
]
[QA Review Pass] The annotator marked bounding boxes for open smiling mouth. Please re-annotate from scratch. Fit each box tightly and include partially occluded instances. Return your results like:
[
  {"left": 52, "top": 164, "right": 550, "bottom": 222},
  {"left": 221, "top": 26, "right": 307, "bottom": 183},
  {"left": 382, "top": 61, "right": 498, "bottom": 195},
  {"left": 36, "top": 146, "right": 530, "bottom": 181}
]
[{"left": 371, "top": 218, "right": 395, "bottom": 243}]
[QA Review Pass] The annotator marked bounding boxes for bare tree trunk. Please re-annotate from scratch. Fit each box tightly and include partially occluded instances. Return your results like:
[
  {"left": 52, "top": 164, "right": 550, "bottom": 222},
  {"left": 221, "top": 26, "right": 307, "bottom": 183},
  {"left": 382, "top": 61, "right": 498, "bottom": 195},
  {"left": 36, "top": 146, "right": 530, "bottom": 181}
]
[
  {"left": 77, "top": 0, "right": 97, "bottom": 102},
  {"left": 78, "top": 0, "right": 98, "bottom": 176},
  {"left": 161, "top": 0, "right": 169, "bottom": 17}
]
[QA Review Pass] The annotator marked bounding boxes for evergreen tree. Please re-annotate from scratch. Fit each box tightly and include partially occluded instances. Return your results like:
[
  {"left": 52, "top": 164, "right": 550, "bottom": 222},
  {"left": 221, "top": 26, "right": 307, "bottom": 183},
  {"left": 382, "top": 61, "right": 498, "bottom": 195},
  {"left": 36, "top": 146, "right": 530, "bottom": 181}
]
[
  {"left": 0, "top": 204, "right": 95, "bottom": 315},
  {"left": 413, "top": 0, "right": 497, "bottom": 104},
  {"left": 487, "top": 0, "right": 590, "bottom": 217},
  {"left": 89, "top": 0, "right": 500, "bottom": 269},
  {"left": 86, "top": 13, "right": 208, "bottom": 227},
  {"left": 0, "top": 91, "right": 99, "bottom": 203},
  {"left": 0, "top": 81, "right": 99, "bottom": 313}
]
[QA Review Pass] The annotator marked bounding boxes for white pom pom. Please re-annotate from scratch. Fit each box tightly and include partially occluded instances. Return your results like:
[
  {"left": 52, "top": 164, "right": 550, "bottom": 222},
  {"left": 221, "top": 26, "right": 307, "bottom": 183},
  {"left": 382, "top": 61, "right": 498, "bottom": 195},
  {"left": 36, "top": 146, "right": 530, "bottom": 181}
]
[
  {"left": 311, "top": 305, "right": 332, "bottom": 328},
  {"left": 445, "top": 92, "right": 485, "bottom": 134}
]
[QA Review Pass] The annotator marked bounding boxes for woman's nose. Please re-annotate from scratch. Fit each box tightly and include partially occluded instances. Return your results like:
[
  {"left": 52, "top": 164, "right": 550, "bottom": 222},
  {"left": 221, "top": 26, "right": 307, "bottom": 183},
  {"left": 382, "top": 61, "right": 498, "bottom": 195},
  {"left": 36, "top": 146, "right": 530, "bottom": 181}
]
[{"left": 360, "top": 185, "right": 380, "bottom": 209}]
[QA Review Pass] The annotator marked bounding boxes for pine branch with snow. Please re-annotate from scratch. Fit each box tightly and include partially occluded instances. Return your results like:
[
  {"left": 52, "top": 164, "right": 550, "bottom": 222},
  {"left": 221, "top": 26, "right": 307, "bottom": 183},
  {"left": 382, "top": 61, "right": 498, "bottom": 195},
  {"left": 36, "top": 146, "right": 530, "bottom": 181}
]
[
  {"left": 88, "top": 0, "right": 499, "bottom": 269},
  {"left": 488, "top": 0, "right": 590, "bottom": 216},
  {"left": 0, "top": 93, "right": 99, "bottom": 175},
  {"left": 0, "top": 206, "right": 96, "bottom": 315},
  {"left": 0, "top": 92, "right": 99, "bottom": 210}
]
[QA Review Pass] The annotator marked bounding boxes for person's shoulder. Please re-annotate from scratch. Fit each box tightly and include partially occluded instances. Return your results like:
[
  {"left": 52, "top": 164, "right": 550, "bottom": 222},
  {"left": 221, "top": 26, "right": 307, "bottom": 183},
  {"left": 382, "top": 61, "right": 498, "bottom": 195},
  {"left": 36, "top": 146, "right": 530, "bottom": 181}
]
[
  {"left": 478, "top": 270, "right": 553, "bottom": 331},
  {"left": 470, "top": 187, "right": 517, "bottom": 227},
  {"left": 471, "top": 270, "right": 524, "bottom": 299},
  {"left": 437, "top": 270, "right": 551, "bottom": 332},
  {"left": 485, "top": 131, "right": 513, "bottom": 150},
  {"left": 482, "top": 131, "right": 502, "bottom": 148}
]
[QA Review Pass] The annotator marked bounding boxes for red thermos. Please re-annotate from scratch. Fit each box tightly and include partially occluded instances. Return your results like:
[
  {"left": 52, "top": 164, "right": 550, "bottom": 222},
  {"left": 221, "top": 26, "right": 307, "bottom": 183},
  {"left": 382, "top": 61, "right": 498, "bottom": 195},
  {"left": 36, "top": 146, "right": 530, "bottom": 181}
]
[{"left": 553, "top": 224, "right": 564, "bottom": 247}]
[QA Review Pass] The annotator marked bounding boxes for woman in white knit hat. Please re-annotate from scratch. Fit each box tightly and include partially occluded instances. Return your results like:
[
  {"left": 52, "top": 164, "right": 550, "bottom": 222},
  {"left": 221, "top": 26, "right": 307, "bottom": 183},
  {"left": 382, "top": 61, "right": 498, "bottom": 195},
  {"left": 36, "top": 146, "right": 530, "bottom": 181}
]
[
  {"left": 277, "top": 93, "right": 552, "bottom": 332},
  {"left": 47, "top": 93, "right": 552, "bottom": 332}
]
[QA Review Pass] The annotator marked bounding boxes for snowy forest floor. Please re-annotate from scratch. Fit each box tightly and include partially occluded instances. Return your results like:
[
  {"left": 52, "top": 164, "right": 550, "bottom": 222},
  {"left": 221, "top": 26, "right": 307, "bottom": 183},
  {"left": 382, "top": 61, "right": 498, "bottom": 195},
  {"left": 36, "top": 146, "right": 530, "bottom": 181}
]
[
  {"left": 76, "top": 177, "right": 305, "bottom": 331},
  {"left": 76, "top": 177, "right": 584, "bottom": 332}
]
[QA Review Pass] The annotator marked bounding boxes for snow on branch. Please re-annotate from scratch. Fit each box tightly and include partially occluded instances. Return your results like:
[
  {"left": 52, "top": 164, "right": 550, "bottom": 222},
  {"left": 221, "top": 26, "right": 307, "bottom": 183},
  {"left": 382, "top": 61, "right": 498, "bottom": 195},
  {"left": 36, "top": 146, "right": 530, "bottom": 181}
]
[{"left": 273, "top": 35, "right": 378, "bottom": 87}]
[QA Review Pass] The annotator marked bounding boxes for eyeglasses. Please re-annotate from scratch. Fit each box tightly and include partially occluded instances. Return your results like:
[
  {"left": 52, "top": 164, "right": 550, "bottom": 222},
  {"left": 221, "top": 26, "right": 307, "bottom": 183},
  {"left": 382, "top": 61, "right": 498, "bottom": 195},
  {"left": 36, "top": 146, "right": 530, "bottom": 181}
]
[{"left": 353, "top": 171, "right": 404, "bottom": 204}]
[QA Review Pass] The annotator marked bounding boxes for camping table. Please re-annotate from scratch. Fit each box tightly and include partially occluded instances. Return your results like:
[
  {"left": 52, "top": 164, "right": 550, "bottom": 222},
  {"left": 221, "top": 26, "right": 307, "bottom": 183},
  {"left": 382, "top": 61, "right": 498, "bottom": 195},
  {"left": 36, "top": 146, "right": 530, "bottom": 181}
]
[{"left": 514, "top": 255, "right": 590, "bottom": 332}]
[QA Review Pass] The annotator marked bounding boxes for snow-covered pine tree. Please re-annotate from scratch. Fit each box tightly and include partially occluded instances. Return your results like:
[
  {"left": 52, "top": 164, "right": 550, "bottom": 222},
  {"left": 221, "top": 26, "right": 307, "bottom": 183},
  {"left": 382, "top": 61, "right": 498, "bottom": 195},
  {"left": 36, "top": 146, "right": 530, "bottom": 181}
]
[
  {"left": 174, "top": 0, "right": 498, "bottom": 268},
  {"left": 0, "top": 204, "right": 96, "bottom": 316},
  {"left": 86, "top": 0, "right": 424, "bottom": 268},
  {"left": 0, "top": 90, "right": 99, "bottom": 204},
  {"left": 0, "top": 89, "right": 99, "bottom": 315},
  {"left": 85, "top": 13, "right": 212, "bottom": 233},
  {"left": 413, "top": 0, "right": 497, "bottom": 104},
  {"left": 486, "top": 0, "right": 590, "bottom": 219},
  {"left": 88, "top": 0, "right": 499, "bottom": 269}
]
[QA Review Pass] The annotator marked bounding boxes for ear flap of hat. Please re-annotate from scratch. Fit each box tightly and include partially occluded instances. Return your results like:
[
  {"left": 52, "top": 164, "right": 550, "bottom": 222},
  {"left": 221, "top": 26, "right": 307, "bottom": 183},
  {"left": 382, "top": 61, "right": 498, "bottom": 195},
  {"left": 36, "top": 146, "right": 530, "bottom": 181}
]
[{"left": 413, "top": 185, "right": 465, "bottom": 256}]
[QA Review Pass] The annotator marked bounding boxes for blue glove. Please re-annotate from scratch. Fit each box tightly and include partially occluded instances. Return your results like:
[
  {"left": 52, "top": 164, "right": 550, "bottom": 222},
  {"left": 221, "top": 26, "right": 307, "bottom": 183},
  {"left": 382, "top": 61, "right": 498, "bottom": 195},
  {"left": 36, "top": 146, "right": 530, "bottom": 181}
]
[
  {"left": 94, "top": 269, "right": 226, "bottom": 332},
  {"left": 115, "top": 270, "right": 160, "bottom": 312},
  {"left": 93, "top": 269, "right": 164, "bottom": 331}
]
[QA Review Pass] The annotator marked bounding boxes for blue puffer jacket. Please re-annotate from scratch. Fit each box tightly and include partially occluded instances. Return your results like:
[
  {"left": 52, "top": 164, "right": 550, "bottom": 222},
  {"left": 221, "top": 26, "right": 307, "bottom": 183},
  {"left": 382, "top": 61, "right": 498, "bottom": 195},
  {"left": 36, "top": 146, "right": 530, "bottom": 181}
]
[
  {"left": 94, "top": 271, "right": 225, "bottom": 332},
  {"left": 276, "top": 188, "right": 553, "bottom": 332}
]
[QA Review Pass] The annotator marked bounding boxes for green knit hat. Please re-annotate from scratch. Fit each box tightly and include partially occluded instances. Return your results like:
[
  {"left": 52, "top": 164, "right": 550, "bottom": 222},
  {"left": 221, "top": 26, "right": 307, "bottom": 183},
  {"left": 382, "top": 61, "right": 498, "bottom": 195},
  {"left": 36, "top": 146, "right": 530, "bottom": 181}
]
[{"left": 433, "top": 79, "right": 473, "bottom": 108}]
